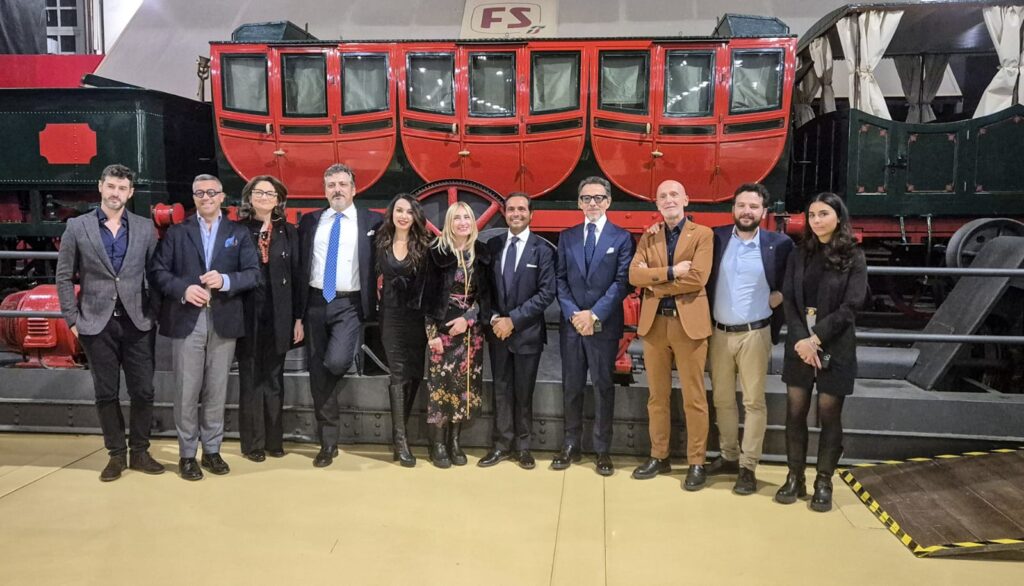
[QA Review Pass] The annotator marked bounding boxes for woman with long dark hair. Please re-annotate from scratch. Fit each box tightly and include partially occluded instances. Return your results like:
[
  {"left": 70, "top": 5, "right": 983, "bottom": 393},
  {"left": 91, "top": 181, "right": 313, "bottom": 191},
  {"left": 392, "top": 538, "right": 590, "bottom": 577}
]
[
  {"left": 236, "top": 175, "right": 304, "bottom": 461},
  {"left": 775, "top": 192, "right": 868, "bottom": 512},
  {"left": 375, "top": 194, "right": 431, "bottom": 467}
]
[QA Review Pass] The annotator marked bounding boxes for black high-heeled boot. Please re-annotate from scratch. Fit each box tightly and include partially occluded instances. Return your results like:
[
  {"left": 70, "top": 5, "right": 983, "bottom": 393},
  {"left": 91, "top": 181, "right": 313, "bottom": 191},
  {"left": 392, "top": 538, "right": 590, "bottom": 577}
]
[
  {"left": 775, "top": 416, "right": 809, "bottom": 504},
  {"left": 448, "top": 421, "right": 467, "bottom": 466},
  {"left": 388, "top": 384, "right": 416, "bottom": 467},
  {"left": 428, "top": 423, "right": 451, "bottom": 469},
  {"left": 403, "top": 380, "right": 420, "bottom": 427}
]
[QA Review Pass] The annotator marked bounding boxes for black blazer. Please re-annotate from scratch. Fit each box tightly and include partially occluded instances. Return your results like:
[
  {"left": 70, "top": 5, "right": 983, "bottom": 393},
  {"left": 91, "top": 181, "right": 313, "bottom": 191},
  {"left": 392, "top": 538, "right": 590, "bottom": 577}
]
[
  {"left": 150, "top": 214, "right": 261, "bottom": 339},
  {"left": 707, "top": 226, "right": 794, "bottom": 344},
  {"left": 781, "top": 247, "right": 868, "bottom": 394},
  {"left": 423, "top": 241, "right": 492, "bottom": 330},
  {"left": 237, "top": 219, "right": 304, "bottom": 357},
  {"left": 486, "top": 232, "right": 557, "bottom": 354},
  {"left": 298, "top": 206, "right": 383, "bottom": 320}
]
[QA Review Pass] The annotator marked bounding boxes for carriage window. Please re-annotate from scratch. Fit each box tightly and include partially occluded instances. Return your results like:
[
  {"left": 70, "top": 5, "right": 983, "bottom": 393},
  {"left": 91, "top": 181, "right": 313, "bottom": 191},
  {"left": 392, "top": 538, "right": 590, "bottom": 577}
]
[
  {"left": 599, "top": 52, "right": 649, "bottom": 114},
  {"left": 222, "top": 55, "right": 267, "bottom": 115},
  {"left": 730, "top": 50, "right": 784, "bottom": 114},
  {"left": 469, "top": 53, "right": 515, "bottom": 117},
  {"left": 664, "top": 51, "right": 714, "bottom": 117},
  {"left": 531, "top": 52, "right": 580, "bottom": 114},
  {"left": 343, "top": 54, "right": 388, "bottom": 115},
  {"left": 282, "top": 54, "right": 327, "bottom": 117},
  {"left": 407, "top": 53, "right": 454, "bottom": 115}
]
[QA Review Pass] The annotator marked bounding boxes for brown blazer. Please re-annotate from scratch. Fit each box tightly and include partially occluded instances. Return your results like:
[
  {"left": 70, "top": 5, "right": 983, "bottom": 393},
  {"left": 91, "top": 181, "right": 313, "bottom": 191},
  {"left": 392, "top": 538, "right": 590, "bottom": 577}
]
[{"left": 629, "top": 220, "right": 713, "bottom": 340}]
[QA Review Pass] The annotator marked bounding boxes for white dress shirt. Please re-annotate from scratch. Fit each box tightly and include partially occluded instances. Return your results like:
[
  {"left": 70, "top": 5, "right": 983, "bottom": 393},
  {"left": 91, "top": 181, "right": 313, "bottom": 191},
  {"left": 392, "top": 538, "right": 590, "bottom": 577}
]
[
  {"left": 501, "top": 227, "right": 530, "bottom": 273},
  {"left": 310, "top": 206, "right": 360, "bottom": 292},
  {"left": 583, "top": 214, "right": 608, "bottom": 245}
]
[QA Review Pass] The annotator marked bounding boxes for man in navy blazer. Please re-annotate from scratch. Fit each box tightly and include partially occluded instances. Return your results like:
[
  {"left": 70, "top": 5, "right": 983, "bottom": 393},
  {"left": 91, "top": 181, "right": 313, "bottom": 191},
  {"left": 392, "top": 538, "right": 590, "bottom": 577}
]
[
  {"left": 704, "top": 183, "right": 794, "bottom": 495},
  {"left": 553, "top": 176, "right": 634, "bottom": 476},
  {"left": 479, "top": 193, "right": 556, "bottom": 470},
  {"left": 150, "top": 174, "right": 260, "bottom": 481},
  {"left": 298, "top": 163, "right": 383, "bottom": 468}
]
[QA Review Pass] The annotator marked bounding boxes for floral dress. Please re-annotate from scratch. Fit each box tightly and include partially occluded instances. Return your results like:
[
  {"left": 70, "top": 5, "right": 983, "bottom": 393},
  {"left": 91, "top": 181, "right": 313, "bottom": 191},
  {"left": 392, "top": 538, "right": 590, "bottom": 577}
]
[{"left": 425, "top": 260, "right": 484, "bottom": 425}]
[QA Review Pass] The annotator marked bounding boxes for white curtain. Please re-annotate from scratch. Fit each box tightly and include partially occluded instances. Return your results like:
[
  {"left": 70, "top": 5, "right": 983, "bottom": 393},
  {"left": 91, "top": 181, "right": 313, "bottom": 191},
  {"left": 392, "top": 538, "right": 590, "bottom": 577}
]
[
  {"left": 974, "top": 6, "right": 1024, "bottom": 117},
  {"left": 894, "top": 54, "right": 949, "bottom": 123},
  {"left": 794, "top": 53, "right": 820, "bottom": 126},
  {"left": 533, "top": 54, "right": 579, "bottom": 113},
  {"left": 343, "top": 55, "right": 388, "bottom": 114},
  {"left": 811, "top": 37, "right": 836, "bottom": 114},
  {"left": 836, "top": 10, "right": 904, "bottom": 119}
]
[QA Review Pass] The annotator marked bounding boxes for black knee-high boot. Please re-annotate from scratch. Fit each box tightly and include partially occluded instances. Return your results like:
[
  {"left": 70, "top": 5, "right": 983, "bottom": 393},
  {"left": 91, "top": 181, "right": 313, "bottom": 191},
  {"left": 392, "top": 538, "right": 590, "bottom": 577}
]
[
  {"left": 811, "top": 442, "right": 844, "bottom": 512},
  {"left": 428, "top": 423, "right": 451, "bottom": 469},
  {"left": 388, "top": 384, "right": 415, "bottom": 467},
  {"left": 774, "top": 419, "right": 809, "bottom": 505},
  {"left": 448, "top": 421, "right": 467, "bottom": 466},
  {"left": 403, "top": 380, "right": 420, "bottom": 427}
]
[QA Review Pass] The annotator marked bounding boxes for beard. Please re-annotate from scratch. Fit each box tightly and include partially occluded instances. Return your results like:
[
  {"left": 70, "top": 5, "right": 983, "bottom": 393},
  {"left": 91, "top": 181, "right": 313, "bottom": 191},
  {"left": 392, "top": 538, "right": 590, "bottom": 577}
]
[{"left": 734, "top": 215, "right": 760, "bottom": 232}]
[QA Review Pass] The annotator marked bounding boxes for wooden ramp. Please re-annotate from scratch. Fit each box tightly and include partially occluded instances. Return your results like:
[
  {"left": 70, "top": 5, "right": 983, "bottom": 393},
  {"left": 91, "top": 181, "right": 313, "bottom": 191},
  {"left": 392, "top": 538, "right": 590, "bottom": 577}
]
[{"left": 839, "top": 448, "right": 1024, "bottom": 557}]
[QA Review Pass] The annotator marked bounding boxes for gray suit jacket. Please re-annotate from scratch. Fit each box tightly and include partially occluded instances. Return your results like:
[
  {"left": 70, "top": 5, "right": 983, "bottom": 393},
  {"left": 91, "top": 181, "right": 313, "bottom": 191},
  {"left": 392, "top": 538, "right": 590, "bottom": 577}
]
[{"left": 56, "top": 209, "right": 157, "bottom": 336}]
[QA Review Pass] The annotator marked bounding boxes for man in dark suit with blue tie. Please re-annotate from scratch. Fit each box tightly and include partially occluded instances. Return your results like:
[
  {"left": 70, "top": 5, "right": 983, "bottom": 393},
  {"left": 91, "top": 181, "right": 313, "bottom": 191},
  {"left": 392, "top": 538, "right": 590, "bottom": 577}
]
[
  {"left": 479, "top": 193, "right": 556, "bottom": 470},
  {"left": 299, "top": 163, "right": 383, "bottom": 468},
  {"left": 552, "top": 177, "right": 634, "bottom": 476}
]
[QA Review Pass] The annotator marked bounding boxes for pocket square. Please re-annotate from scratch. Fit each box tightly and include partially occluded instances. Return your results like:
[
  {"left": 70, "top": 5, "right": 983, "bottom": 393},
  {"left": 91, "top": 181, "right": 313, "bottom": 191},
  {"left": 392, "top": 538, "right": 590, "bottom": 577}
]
[
  {"left": 606, "top": 247, "right": 615, "bottom": 254},
  {"left": 366, "top": 229, "right": 375, "bottom": 237},
  {"left": 526, "top": 263, "right": 538, "bottom": 268},
  {"left": 225, "top": 236, "right": 237, "bottom": 247}
]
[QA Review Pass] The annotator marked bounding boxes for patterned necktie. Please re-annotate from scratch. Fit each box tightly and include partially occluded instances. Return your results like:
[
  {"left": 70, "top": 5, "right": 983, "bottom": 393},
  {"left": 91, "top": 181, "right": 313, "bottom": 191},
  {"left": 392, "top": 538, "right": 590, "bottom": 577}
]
[
  {"left": 322, "top": 212, "right": 342, "bottom": 302},
  {"left": 584, "top": 222, "right": 596, "bottom": 271},
  {"left": 503, "top": 236, "right": 519, "bottom": 299}
]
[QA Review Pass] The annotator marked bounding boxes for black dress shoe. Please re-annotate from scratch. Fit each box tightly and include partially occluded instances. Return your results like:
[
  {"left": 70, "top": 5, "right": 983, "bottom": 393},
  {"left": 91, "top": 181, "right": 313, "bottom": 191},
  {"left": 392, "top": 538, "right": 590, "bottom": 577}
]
[
  {"left": 244, "top": 450, "right": 266, "bottom": 463},
  {"left": 810, "top": 473, "right": 834, "bottom": 512},
  {"left": 732, "top": 467, "right": 757, "bottom": 495},
  {"left": 100, "top": 455, "right": 127, "bottom": 482},
  {"left": 128, "top": 450, "right": 165, "bottom": 475},
  {"left": 683, "top": 465, "right": 707, "bottom": 491},
  {"left": 596, "top": 453, "right": 614, "bottom": 477},
  {"left": 774, "top": 471, "right": 807, "bottom": 504},
  {"left": 516, "top": 450, "right": 536, "bottom": 470},
  {"left": 550, "top": 445, "right": 582, "bottom": 470},
  {"left": 267, "top": 449, "right": 286, "bottom": 458},
  {"left": 478, "top": 449, "right": 512, "bottom": 468},
  {"left": 179, "top": 458, "right": 203, "bottom": 481},
  {"left": 705, "top": 456, "right": 740, "bottom": 476},
  {"left": 313, "top": 446, "right": 339, "bottom": 468},
  {"left": 201, "top": 452, "right": 231, "bottom": 475},
  {"left": 632, "top": 457, "right": 671, "bottom": 480}
]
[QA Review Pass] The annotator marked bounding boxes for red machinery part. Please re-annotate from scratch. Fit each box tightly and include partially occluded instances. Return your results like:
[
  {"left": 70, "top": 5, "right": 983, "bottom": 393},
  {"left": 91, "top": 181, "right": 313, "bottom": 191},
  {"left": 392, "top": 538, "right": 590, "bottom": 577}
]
[
  {"left": 151, "top": 202, "right": 185, "bottom": 228},
  {"left": 0, "top": 285, "right": 80, "bottom": 368}
]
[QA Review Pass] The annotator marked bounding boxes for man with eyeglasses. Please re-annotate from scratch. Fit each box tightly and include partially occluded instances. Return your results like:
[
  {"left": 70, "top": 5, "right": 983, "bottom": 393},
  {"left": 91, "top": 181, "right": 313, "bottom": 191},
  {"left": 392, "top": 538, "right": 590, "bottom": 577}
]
[
  {"left": 151, "top": 174, "right": 260, "bottom": 481},
  {"left": 553, "top": 176, "right": 634, "bottom": 476}
]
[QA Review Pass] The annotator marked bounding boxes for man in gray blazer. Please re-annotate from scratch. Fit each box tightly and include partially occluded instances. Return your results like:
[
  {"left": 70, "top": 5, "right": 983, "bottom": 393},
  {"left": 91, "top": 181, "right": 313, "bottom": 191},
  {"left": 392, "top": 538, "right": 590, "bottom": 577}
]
[{"left": 56, "top": 164, "right": 165, "bottom": 481}]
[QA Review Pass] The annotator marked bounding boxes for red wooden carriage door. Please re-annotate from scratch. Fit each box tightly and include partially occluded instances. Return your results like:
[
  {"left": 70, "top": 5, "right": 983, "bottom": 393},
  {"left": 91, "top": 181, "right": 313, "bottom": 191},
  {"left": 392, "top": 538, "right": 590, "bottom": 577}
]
[
  {"left": 399, "top": 45, "right": 462, "bottom": 184},
  {"left": 336, "top": 45, "right": 399, "bottom": 195},
  {"left": 213, "top": 48, "right": 283, "bottom": 185},
  {"left": 272, "top": 47, "right": 336, "bottom": 197}
]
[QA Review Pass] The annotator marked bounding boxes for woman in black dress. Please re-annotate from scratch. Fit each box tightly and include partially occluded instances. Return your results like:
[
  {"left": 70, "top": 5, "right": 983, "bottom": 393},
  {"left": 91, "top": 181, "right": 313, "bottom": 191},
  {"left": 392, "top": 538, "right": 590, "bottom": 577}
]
[
  {"left": 775, "top": 192, "right": 868, "bottom": 512},
  {"left": 375, "top": 194, "right": 431, "bottom": 467},
  {"left": 236, "top": 175, "right": 304, "bottom": 462}
]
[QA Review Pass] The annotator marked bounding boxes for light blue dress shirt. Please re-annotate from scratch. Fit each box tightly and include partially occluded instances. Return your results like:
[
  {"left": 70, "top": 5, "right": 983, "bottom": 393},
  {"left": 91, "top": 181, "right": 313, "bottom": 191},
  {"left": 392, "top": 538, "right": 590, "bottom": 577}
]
[
  {"left": 198, "top": 214, "right": 231, "bottom": 291},
  {"left": 713, "top": 229, "right": 770, "bottom": 326}
]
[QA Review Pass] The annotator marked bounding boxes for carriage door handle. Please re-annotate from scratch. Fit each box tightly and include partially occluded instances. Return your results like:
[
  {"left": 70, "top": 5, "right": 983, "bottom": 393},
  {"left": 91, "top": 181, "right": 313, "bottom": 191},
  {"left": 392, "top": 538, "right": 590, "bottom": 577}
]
[
  {"left": 273, "top": 149, "right": 286, "bottom": 156},
  {"left": 645, "top": 122, "right": 652, "bottom": 134},
  {"left": 265, "top": 123, "right": 272, "bottom": 134},
  {"left": 458, "top": 150, "right": 471, "bottom": 157},
  {"left": 651, "top": 150, "right": 664, "bottom": 158},
  {"left": 451, "top": 122, "right": 458, "bottom": 134}
]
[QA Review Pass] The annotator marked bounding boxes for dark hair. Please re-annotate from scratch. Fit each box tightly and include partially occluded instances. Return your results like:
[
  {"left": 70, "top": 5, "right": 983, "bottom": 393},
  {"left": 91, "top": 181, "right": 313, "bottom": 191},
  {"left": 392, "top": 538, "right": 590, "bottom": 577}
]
[
  {"left": 505, "top": 191, "right": 531, "bottom": 211},
  {"left": 324, "top": 163, "right": 355, "bottom": 185},
  {"left": 376, "top": 193, "right": 431, "bottom": 272},
  {"left": 577, "top": 176, "right": 611, "bottom": 197},
  {"left": 99, "top": 164, "right": 135, "bottom": 187},
  {"left": 239, "top": 175, "right": 288, "bottom": 221},
  {"left": 801, "top": 192, "right": 858, "bottom": 272},
  {"left": 733, "top": 183, "right": 770, "bottom": 207}
]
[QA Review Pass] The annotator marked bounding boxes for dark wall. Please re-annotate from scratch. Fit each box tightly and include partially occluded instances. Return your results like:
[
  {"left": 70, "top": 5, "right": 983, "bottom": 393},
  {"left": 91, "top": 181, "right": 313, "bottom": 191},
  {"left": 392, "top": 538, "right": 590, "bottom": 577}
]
[{"left": 0, "top": 0, "right": 46, "bottom": 54}]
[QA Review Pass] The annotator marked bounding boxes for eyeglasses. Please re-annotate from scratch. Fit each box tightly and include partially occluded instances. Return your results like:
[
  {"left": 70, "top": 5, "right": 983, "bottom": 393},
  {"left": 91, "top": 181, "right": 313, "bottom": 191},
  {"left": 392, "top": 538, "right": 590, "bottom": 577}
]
[
  {"left": 251, "top": 189, "right": 278, "bottom": 199},
  {"left": 193, "top": 189, "right": 223, "bottom": 199},
  {"left": 579, "top": 194, "right": 609, "bottom": 204}
]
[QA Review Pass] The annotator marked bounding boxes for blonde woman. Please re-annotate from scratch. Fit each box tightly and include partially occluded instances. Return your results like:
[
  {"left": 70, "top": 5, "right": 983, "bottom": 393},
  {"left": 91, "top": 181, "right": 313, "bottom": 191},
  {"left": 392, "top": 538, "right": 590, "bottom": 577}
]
[{"left": 422, "top": 202, "right": 491, "bottom": 468}]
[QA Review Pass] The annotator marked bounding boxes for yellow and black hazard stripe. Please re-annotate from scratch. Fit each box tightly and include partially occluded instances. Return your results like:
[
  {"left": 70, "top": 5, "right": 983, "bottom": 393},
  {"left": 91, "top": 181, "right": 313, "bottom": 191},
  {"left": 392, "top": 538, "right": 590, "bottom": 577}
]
[{"left": 838, "top": 446, "right": 1024, "bottom": 558}]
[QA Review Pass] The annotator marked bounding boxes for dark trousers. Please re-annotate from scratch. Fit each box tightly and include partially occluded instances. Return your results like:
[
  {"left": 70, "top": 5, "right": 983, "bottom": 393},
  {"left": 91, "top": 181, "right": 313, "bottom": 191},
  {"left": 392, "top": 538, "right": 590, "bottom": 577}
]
[
  {"left": 560, "top": 329, "right": 617, "bottom": 454},
  {"left": 237, "top": 315, "right": 287, "bottom": 454},
  {"left": 489, "top": 343, "right": 541, "bottom": 451},
  {"left": 77, "top": 314, "right": 156, "bottom": 457},
  {"left": 304, "top": 292, "right": 361, "bottom": 448}
]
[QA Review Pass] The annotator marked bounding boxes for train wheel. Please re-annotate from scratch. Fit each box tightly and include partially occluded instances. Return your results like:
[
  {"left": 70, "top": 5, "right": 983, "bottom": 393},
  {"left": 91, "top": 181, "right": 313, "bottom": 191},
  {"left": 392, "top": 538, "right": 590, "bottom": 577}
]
[
  {"left": 411, "top": 179, "right": 506, "bottom": 235},
  {"left": 945, "top": 218, "right": 1024, "bottom": 268}
]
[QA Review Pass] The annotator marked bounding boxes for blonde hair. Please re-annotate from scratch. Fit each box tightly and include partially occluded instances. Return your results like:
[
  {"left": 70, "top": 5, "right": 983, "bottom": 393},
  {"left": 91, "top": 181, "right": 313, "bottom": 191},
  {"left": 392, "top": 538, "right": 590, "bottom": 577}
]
[{"left": 433, "top": 201, "right": 478, "bottom": 267}]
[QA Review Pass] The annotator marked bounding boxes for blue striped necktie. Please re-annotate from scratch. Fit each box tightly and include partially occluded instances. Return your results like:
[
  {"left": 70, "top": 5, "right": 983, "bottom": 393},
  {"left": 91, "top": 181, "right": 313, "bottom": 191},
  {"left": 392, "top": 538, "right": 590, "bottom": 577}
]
[{"left": 322, "top": 212, "right": 342, "bottom": 302}]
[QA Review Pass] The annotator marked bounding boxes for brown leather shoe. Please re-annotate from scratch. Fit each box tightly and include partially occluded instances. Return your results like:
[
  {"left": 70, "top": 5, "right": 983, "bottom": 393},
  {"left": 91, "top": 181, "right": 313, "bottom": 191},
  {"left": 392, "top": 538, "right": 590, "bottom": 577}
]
[
  {"left": 128, "top": 450, "right": 166, "bottom": 475},
  {"left": 100, "top": 455, "right": 127, "bottom": 482}
]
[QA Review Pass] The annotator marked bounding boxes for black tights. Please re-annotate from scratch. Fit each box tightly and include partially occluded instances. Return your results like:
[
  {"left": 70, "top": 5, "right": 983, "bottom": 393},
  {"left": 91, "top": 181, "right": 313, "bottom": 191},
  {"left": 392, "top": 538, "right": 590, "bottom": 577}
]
[{"left": 785, "top": 386, "right": 845, "bottom": 475}]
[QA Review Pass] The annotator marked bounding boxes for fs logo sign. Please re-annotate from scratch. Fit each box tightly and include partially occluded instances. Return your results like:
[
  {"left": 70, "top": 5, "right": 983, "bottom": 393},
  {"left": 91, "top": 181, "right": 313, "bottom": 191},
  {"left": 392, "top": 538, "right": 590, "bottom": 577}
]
[{"left": 462, "top": 1, "right": 557, "bottom": 38}]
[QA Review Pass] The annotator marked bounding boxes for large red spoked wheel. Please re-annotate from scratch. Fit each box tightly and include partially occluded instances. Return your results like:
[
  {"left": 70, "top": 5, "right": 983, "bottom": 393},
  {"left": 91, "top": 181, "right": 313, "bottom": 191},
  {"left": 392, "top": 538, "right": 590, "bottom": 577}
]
[{"left": 411, "top": 179, "right": 506, "bottom": 235}]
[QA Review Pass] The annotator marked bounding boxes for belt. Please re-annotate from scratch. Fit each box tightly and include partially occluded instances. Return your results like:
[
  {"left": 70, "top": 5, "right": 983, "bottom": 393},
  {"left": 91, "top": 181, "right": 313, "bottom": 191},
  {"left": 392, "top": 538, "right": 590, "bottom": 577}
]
[
  {"left": 714, "top": 318, "right": 770, "bottom": 333},
  {"left": 112, "top": 302, "right": 126, "bottom": 318},
  {"left": 311, "top": 287, "right": 360, "bottom": 299},
  {"left": 657, "top": 307, "right": 678, "bottom": 317}
]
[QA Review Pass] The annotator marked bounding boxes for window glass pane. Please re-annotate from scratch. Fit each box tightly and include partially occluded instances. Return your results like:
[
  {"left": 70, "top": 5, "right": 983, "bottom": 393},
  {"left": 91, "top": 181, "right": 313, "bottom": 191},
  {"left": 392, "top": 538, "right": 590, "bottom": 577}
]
[
  {"left": 282, "top": 54, "right": 327, "bottom": 117},
  {"left": 59, "top": 35, "right": 75, "bottom": 53},
  {"left": 46, "top": 0, "right": 57, "bottom": 7},
  {"left": 664, "top": 52, "right": 713, "bottom": 116},
  {"left": 59, "top": 0, "right": 76, "bottom": 6},
  {"left": 531, "top": 52, "right": 579, "bottom": 114},
  {"left": 730, "top": 51, "right": 784, "bottom": 114},
  {"left": 342, "top": 54, "right": 388, "bottom": 114},
  {"left": 599, "top": 52, "right": 648, "bottom": 114},
  {"left": 407, "top": 54, "right": 454, "bottom": 115},
  {"left": 47, "top": 36, "right": 59, "bottom": 54},
  {"left": 60, "top": 9, "right": 77, "bottom": 27},
  {"left": 469, "top": 53, "right": 515, "bottom": 117},
  {"left": 46, "top": 10, "right": 57, "bottom": 27},
  {"left": 223, "top": 55, "right": 268, "bottom": 114}
]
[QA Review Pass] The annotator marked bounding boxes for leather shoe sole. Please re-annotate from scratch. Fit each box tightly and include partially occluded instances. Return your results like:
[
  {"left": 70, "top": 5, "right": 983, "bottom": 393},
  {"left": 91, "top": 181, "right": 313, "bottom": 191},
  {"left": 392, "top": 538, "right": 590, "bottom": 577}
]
[{"left": 477, "top": 450, "right": 511, "bottom": 468}]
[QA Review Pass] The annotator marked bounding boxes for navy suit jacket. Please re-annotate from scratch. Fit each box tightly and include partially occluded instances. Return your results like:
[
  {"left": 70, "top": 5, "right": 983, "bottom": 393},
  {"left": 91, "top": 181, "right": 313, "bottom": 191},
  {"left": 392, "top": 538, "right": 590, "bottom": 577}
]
[
  {"left": 486, "top": 231, "right": 557, "bottom": 354},
  {"left": 150, "top": 214, "right": 261, "bottom": 339},
  {"left": 298, "top": 206, "right": 383, "bottom": 320},
  {"left": 707, "top": 225, "right": 794, "bottom": 344},
  {"left": 556, "top": 219, "right": 634, "bottom": 340}
]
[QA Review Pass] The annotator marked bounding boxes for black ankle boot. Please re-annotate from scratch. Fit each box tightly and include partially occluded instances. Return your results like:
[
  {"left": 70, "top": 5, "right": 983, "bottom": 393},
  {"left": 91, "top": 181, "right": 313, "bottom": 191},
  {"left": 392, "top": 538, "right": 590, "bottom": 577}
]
[
  {"left": 428, "top": 424, "right": 451, "bottom": 469},
  {"left": 448, "top": 421, "right": 467, "bottom": 466},
  {"left": 774, "top": 470, "right": 807, "bottom": 504},
  {"left": 810, "top": 473, "right": 834, "bottom": 512},
  {"left": 388, "top": 384, "right": 416, "bottom": 468}
]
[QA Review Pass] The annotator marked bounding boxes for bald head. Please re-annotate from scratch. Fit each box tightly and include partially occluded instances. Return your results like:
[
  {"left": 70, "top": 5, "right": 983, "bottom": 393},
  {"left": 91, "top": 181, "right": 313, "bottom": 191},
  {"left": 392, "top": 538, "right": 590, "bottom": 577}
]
[{"left": 655, "top": 180, "right": 688, "bottom": 226}]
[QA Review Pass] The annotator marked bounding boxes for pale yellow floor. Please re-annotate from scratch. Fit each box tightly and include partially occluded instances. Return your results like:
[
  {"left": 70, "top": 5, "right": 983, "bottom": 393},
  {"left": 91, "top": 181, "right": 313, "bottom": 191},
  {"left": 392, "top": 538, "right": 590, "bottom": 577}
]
[{"left": 1, "top": 434, "right": 1022, "bottom": 586}]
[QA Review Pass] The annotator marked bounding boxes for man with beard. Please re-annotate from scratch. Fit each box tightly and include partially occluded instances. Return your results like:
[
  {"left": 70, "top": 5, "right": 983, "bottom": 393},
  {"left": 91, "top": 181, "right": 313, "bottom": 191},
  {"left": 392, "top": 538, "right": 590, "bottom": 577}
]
[{"left": 704, "top": 183, "right": 794, "bottom": 494}]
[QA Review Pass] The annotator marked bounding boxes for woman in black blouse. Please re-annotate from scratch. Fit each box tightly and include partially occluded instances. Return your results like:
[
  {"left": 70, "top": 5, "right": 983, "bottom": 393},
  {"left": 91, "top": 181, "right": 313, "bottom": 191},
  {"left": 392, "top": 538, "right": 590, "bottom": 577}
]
[
  {"left": 375, "top": 194, "right": 431, "bottom": 467},
  {"left": 776, "top": 192, "right": 868, "bottom": 512},
  {"left": 236, "top": 175, "right": 304, "bottom": 462}
]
